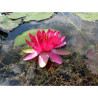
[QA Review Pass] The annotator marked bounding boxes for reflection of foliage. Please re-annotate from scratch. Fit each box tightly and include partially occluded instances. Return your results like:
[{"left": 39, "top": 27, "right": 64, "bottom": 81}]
[
  {"left": 61, "top": 12, "right": 98, "bottom": 77},
  {"left": 62, "top": 12, "right": 90, "bottom": 45},
  {"left": 74, "top": 12, "right": 98, "bottom": 22}
]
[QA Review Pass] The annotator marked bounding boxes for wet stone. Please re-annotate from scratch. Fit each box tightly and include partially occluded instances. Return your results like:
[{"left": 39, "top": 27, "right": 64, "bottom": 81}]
[
  {"left": 0, "top": 63, "right": 4, "bottom": 68},
  {"left": 9, "top": 80, "right": 20, "bottom": 86},
  {"left": 2, "top": 50, "right": 21, "bottom": 65}
]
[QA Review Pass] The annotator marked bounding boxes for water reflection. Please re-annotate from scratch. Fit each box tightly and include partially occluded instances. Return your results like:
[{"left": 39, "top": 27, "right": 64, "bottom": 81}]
[{"left": 0, "top": 12, "right": 98, "bottom": 86}]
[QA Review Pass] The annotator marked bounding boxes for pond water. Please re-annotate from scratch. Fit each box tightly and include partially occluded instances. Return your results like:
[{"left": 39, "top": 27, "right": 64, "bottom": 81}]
[{"left": 0, "top": 12, "right": 98, "bottom": 86}]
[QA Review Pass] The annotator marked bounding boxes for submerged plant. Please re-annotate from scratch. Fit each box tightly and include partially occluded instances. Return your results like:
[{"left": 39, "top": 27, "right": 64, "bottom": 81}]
[
  {"left": 86, "top": 49, "right": 98, "bottom": 75},
  {"left": 23, "top": 29, "right": 70, "bottom": 68}
]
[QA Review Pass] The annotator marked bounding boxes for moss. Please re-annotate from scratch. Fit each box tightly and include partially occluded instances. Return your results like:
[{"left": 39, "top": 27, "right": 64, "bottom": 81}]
[{"left": 0, "top": 45, "right": 98, "bottom": 86}]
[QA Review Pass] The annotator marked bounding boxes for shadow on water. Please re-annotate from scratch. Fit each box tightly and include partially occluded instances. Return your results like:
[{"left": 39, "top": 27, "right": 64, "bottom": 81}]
[
  {"left": 0, "top": 12, "right": 98, "bottom": 86},
  {"left": 0, "top": 30, "right": 8, "bottom": 41}
]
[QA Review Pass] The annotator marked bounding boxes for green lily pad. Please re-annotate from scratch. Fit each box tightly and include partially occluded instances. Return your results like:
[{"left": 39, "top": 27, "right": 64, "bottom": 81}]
[
  {"left": 0, "top": 13, "right": 2, "bottom": 16},
  {"left": 74, "top": 12, "right": 98, "bottom": 22},
  {"left": 7, "top": 12, "right": 54, "bottom": 22},
  {"left": 0, "top": 15, "right": 22, "bottom": 31},
  {"left": 14, "top": 29, "right": 52, "bottom": 46}
]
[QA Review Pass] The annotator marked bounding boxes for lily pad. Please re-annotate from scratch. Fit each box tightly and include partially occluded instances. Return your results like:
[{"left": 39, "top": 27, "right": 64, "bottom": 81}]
[
  {"left": 86, "top": 49, "right": 98, "bottom": 75},
  {"left": 14, "top": 29, "right": 52, "bottom": 46},
  {"left": 0, "top": 13, "right": 2, "bottom": 16},
  {"left": 0, "top": 15, "right": 22, "bottom": 31},
  {"left": 7, "top": 12, "right": 54, "bottom": 22},
  {"left": 74, "top": 12, "right": 98, "bottom": 22}
]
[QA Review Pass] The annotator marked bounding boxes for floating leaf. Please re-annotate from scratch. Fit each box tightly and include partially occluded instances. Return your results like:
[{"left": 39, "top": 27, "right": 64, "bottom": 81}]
[
  {"left": 74, "top": 12, "right": 98, "bottom": 22},
  {"left": 0, "top": 15, "right": 22, "bottom": 31},
  {"left": 14, "top": 29, "right": 54, "bottom": 46},
  {"left": 7, "top": 12, "right": 54, "bottom": 22},
  {"left": 86, "top": 49, "right": 98, "bottom": 75},
  {"left": 0, "top": 13, "right": 2, "bottom": 16},
  {"left": 7, "top": 12, "right": 29, "bottom": 19}
]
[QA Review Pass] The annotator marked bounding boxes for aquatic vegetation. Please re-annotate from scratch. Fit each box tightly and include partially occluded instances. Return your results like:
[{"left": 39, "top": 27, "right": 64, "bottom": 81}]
[
  {"left": 14, "top": 29, "right": 52, "bottom": 46},
  {"left": 23, "top": 29, "right": 70, "bottom": 68},
  {"left": 74, "top": 12, "right": 98, "bottom": 22},
  {"left": 86, "top": 49, "right": 98, "bottom": 75},
  {"left": 0, "top": 12, "right": 98, "bottom": 86},
  {"left": 0, "top": 12, "right": 54, "bottom": 31},
  {"left": 1, "top": 46, "right": 97, "bottom": 86},
  {"left": 7, "top": 12, "right": 54, "bottom": 22},
  {"left": 0, "top": 15, "right": 22, "bottom": 31},
  {"left": 62, "top": 12, "right": 89, "bottom": 45}
]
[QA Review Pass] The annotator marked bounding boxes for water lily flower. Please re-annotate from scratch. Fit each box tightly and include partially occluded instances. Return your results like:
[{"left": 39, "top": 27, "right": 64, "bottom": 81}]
[{"left": 23, "top": 29, "right": 70, "bottom": 68}]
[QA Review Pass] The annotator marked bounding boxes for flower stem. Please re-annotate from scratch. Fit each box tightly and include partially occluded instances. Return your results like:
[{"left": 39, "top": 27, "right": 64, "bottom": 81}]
[{"left": 61, "top": 12, "right": 90, "bottom": 45}]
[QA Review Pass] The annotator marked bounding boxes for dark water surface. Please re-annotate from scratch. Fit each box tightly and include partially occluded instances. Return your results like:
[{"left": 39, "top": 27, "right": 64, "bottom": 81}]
[{"left": 0, "top": 12, "right": 98, "bottom": 86}]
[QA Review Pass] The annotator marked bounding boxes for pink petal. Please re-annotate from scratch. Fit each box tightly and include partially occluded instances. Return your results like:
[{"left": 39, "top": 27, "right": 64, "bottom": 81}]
[
  {"left": 42, "top": 30, "right": 45, "bottom": 37},
  {"left": 51, "top": 49, "right": 70, "bottom": 55},
  {"left": 47, "top": 29, "right": 51, "bottom": 34},
  {"left": 23, "top": 51, "right": 39, "bottom": 61},
  {"left": 29, "top": 33, "right": 42, "bottom": 51},
  {"left": 29, "top": 33, "right": 38, "bottom": 45},
  {"left": 25, "top": 39, "right": 34, "bottom": 48},
  {"left": 47, "top": 29, "right": 53, "bottom": 36},
  {"left": 57, "top": 32, "right": 60, "bottom": 38},
  {"left": 25, "top": 39, "right": 42, "bottom": 52},
  {"left": 37, "top": 30, "right": 41, "bottom": 39},
  {"left": 38, "top": 52, "right": 49, "bottom": 68},
  {"left": 47, "top": 34, "right": 59, "bottom": 46},
  {"left": 41, "top": 39, "right": 47, "bottom": 50},
  {"left": 56, "top": 36, "right": 65, "bottom": 45},
  {"left": 45, "top": 44, "right": 53, "bottom": 51},
  {"left": 53, "top": 31, "right": 58, "bottom": 35},
  {"left": 47, "top": 51, "right": 62, "bottom": 64},
  {"left": 55, "top": 42, "right": 66, "bottom": 48}
]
